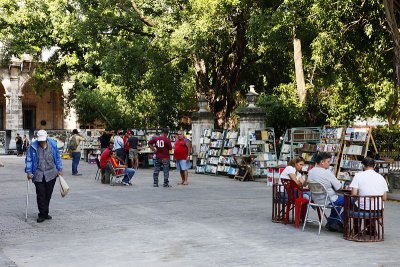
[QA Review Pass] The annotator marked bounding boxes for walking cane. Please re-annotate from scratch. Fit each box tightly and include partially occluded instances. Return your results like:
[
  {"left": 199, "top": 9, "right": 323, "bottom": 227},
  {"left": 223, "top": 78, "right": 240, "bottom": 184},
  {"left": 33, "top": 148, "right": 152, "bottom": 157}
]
[{"left": 25, "top": 180, "right": 29, "bottom": 222}]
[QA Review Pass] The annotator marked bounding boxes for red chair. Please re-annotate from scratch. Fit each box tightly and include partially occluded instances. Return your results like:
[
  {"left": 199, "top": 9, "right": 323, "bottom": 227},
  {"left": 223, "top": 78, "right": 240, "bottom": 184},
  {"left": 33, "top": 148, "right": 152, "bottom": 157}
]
[{"left": 281, "top": 179, "right": 309, "bottom": 228}]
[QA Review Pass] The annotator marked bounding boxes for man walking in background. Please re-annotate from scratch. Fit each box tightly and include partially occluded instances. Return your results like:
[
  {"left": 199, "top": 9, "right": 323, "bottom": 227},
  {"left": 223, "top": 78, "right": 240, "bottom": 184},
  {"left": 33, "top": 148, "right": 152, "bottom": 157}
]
[
  {"left": 113, "top": 131, "right": 126, "bottom": 164},
  {"left": 148, "top": 128, "right": 172, "bottom": 187},
  {"left": 69, "top": 129, "right": 86, "bottom": 176},
  {"left": 15, "top": 133, "right": 23, "bottom": 156},
  {"left": 128, "top": 131, "right": 140, "bottom": 169}
]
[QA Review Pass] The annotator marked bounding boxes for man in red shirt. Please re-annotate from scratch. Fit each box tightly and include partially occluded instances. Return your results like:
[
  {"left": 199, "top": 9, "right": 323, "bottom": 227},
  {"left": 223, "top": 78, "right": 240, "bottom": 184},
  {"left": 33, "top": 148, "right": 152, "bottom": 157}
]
[
  {"left": 100, "top": 142, "right": 113, "bottom": 169},
  {"left": 148, "top": 128, "right": 172, "bottom": 187},
  {"left": 174, "top": 130, "right": 192, "bottom": 185},
  {"left": 99, "top": 141, "right": 113, "bottom": 184}
]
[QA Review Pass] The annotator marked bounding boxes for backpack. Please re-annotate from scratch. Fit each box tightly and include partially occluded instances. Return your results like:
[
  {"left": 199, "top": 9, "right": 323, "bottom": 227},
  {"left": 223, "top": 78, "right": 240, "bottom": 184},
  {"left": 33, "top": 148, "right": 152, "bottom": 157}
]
[{"left": 68, "top": 136, "right": 78, "bottom": 151}]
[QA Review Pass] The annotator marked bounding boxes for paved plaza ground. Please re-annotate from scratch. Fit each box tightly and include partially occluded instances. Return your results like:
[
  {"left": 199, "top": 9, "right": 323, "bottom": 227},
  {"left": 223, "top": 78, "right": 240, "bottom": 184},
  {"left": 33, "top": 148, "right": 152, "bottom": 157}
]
[{"left": 0, "top": 155, "right": 400, "bottom": 267}]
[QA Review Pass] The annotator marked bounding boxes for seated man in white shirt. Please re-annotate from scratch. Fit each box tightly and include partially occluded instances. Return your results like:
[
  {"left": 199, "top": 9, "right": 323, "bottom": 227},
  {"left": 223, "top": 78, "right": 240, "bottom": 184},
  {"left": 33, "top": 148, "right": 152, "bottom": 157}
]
[
  {"left": 349, "top": 157, "right": 388, "bottom": 233},
  {"left": 350, "top": 157, "right": 388, "bottom": 204},
  {"left": 308, "top": 152, "right": 343, "bottom": 232}
]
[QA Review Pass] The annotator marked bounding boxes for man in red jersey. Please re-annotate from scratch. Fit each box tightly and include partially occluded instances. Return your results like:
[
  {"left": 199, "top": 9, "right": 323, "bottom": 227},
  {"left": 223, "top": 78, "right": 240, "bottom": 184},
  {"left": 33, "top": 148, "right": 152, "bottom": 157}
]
[
  {"left": 174, "top": 130, "right": 192, "bottom": 185},
  {"left": 148, "top": 128, "right": 172, "bottom": 187}
]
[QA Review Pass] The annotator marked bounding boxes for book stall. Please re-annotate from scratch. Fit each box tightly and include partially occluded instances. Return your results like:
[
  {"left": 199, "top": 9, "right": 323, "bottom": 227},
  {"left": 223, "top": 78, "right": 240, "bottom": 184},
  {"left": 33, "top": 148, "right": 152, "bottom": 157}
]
[
  {"left": 248, "top": 128, "right": 279, "bottom": 185},
  {"left": 205, "top": 129, "right": 225, "bottom": 175},
  {"left": 0, "top": 131, "right": 5, "bottom": 154},
  {"left": 337, "top": 127, "right": 378, "bottom": 189},
  {"left": 80, "top": 129, "right": 103, "bottom": 163},
  {"left": 217, "top": 129, "right": 246, "bottom": 176},
  {"left": 195, "top": 128, "right": 212, "bottom": 173},
  {"left": 318, "top": 126, "right": 345, "bottom": 176}
]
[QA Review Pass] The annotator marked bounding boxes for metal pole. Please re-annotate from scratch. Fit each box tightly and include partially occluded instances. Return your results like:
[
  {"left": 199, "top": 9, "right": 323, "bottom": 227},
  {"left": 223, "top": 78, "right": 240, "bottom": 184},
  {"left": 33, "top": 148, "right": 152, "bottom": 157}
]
[{"left": 25, "top": 180, "right": 29, "bottom": 222}]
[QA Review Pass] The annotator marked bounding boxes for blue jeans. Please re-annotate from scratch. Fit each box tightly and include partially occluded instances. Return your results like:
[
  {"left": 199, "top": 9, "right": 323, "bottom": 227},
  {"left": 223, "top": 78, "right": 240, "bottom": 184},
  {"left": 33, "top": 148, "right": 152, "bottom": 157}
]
[
  {"left": 71, "top": 152, "right": 81, "bottom": 174},
  {"left": 16, "top": 144, "right": 23, "bottom": 155},
  {"left": 122, "top": 168, "right": 135, "bottom": 183},
  {"left": 327, "top": 195, "right": 344, "bottom": 225},
  {"left": 153, "top": 159, "right": 170, "bottom": 185}
]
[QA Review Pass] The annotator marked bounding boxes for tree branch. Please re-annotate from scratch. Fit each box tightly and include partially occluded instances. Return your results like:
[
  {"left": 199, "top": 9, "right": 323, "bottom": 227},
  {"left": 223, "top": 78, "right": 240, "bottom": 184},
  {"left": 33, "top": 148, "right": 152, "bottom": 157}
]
[{"left": 130, "top": 0, "right": 156, "bottom": 27}]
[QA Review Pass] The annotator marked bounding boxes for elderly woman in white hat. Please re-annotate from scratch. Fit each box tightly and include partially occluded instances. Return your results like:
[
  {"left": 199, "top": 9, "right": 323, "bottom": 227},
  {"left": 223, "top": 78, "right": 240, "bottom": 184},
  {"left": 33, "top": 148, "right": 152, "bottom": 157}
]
[{"left": 25, "top": 130, "right": 63, "bottom": 223}]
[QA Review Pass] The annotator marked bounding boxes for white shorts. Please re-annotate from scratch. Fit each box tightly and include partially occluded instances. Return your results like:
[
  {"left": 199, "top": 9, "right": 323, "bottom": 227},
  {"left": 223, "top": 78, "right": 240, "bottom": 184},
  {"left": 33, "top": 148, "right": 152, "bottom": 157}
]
[{"left": 176, "top": 160, "right": 192, "bottom": 171}]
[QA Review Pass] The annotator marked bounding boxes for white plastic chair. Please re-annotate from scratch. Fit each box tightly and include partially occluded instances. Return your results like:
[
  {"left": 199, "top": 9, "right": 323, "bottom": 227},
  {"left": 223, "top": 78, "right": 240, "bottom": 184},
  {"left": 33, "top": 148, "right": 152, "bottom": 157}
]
[{"left": 302, "top": 181, "right": 343, "bottom": 235}]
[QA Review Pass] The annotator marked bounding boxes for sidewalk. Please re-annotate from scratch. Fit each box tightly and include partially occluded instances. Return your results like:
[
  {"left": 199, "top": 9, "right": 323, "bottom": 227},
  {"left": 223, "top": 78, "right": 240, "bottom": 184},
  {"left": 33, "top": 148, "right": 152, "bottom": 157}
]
[
  {"left": 0, "top": 155, "right": 400, "bottom": 267},
  {"left": 388, "top": 189, "right": 400, "bottom": 201}
]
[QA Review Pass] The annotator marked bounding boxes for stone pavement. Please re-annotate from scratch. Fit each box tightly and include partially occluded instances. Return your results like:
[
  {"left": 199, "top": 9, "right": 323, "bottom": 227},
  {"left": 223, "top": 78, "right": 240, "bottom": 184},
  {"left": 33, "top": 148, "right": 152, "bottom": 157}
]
[{"left": 0, "top": 155, "right": 400, "bottom": 267}]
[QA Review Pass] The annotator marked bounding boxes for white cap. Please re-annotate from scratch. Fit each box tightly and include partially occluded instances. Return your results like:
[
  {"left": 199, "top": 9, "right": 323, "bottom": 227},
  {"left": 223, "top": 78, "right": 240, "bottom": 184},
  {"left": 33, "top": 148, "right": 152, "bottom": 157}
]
[{"left": 37, "top": 130, "right": 48, "bottom": 141}]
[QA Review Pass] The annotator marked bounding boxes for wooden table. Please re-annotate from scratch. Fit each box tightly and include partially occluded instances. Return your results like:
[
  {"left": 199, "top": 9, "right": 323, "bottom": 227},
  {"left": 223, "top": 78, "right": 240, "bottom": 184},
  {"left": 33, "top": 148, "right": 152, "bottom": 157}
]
[
  {"left": 337, "top": 189, "right": 352, "bottom": 195},
  {"left": 233, "top": 155, "right": 257, "bottom": 181}
]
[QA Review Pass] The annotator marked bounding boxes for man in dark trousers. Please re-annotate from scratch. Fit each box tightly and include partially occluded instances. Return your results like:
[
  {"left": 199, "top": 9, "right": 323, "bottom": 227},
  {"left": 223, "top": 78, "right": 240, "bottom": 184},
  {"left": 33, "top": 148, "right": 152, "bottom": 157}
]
[
  {"left": 127, "top": 131, "right": 140, "bottom": 169},
  {"left": 148, "top": 128, "right": 172, "bottom": 187},
  {"left": 25, "top": 130, "right": 63, "bottom": 223},
  {"left": 15, "top": 133, "right": 23, "bottom": 156}
]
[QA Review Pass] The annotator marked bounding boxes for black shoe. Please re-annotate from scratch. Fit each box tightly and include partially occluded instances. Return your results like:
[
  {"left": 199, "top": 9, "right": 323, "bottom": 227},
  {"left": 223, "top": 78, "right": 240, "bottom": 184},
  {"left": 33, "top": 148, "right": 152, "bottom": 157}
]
[
  {"left": 44, "top": 214, "right": 52, "bottom": 220},
  {"left": 153, "top": 184, "right": 159, "bottom": 187},
  {"left": 72, "top": 173, "right": 82, "bottom": 176},
  {"left": 163, "top": 184, "right": 171, "bottom": 188},
  {"left": 325, "top": 223, "right": 343, "bottom": 233},
  {"left": 37, "top": 217, "right": 45, "bottom": 223}
]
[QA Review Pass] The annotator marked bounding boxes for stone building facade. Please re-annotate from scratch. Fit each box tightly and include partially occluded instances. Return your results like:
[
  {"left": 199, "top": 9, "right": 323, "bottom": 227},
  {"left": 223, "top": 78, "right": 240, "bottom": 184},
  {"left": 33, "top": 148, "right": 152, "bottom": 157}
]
[{"left": 0, "top": 57, "right": 77, "bottom": 131}]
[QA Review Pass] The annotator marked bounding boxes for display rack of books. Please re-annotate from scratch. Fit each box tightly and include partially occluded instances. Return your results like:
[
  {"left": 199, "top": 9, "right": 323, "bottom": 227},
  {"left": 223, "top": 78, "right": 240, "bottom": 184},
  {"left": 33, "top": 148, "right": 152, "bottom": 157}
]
[
  {"left": 130, "top": 129, "right": 146, "bottom": 168},
  {"left": 318, "top": 126, "right": 345, "bottom": 175},
  {"left": 0, "top": 131, "right": 6, "bottom": 154},
  {"left": 169, "top": 131, "right": 178, "bottom": 169},
  {"left": 376, "top": 160, "right": 392, "bottom": 192},
  {"left": 338, "top": 127, "right": 378, "bottom": 189},
  {"left": 184, "top": 130, "right": 194, "bottom": 168},
  {"left": 205, "top": 129, "right": 225, "bottom": 175},
  {"left": 249, "top": 128, "right": 278, "bottom": 185},
  {"left": 131, "top": 129, "right": 146, "bottom": 147},
  {"left": 216, "top": 129, "right": 239, "bottom": 175},
  {"left": 290, "top": 127, "right": 322, "bottom": 173},
  {"left": 195, "top": 128, "right": 212, "bottom": 173},
  {"left": 81, "top": 129, "right": 103, "bottom": 163},
  {"left": 278, "top": 129, "right": 291, "bottom": 165}
]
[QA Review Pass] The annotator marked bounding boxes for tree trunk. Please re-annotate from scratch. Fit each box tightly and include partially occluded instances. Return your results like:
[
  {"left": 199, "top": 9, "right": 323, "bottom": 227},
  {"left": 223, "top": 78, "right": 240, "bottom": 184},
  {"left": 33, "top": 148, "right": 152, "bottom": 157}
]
[
  {"left": 293, "top": 37, "right": 307, "bottom": 103},
  {"left": 211, "top": 11, "right": 248, "bottom": 128},
  {"left": 383, "top": 0, "right": 400, "bottom": 125}
]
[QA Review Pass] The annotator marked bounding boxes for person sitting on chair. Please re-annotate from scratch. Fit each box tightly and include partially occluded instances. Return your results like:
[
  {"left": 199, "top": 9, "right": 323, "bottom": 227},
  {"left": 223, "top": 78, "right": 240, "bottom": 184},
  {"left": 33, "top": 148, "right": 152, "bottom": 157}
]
[
  {"left": 308, "top": 152, "right": 344, "bottom": 232},
  {"left": 100, "top": 141, "right": 114, "bottom": 184},
  {"left": 279, "top": 157, "right": 306, "bottom": 186},
  {"left": 109, "top": 151, "right": 135, "bottom": 186},
  {"left": 350, "top": 157, "right": 388, "bottom": 202},
  {"left": 349, "top": 157, "right": 388, "bottom": 233}
]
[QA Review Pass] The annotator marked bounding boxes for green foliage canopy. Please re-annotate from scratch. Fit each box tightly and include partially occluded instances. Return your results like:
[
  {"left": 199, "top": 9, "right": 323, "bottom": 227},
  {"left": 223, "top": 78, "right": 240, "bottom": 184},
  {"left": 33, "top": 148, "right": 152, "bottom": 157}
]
[{"left": 1, "top": 0, "right": 400, "bottom": 130}]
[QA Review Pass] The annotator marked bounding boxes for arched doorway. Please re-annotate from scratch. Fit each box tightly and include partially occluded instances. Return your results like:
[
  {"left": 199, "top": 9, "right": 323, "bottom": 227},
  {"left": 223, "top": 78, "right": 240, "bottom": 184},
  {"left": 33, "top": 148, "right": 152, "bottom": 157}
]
[{"left": 22, "top": 81, "right": 64, "bottom": 130}]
